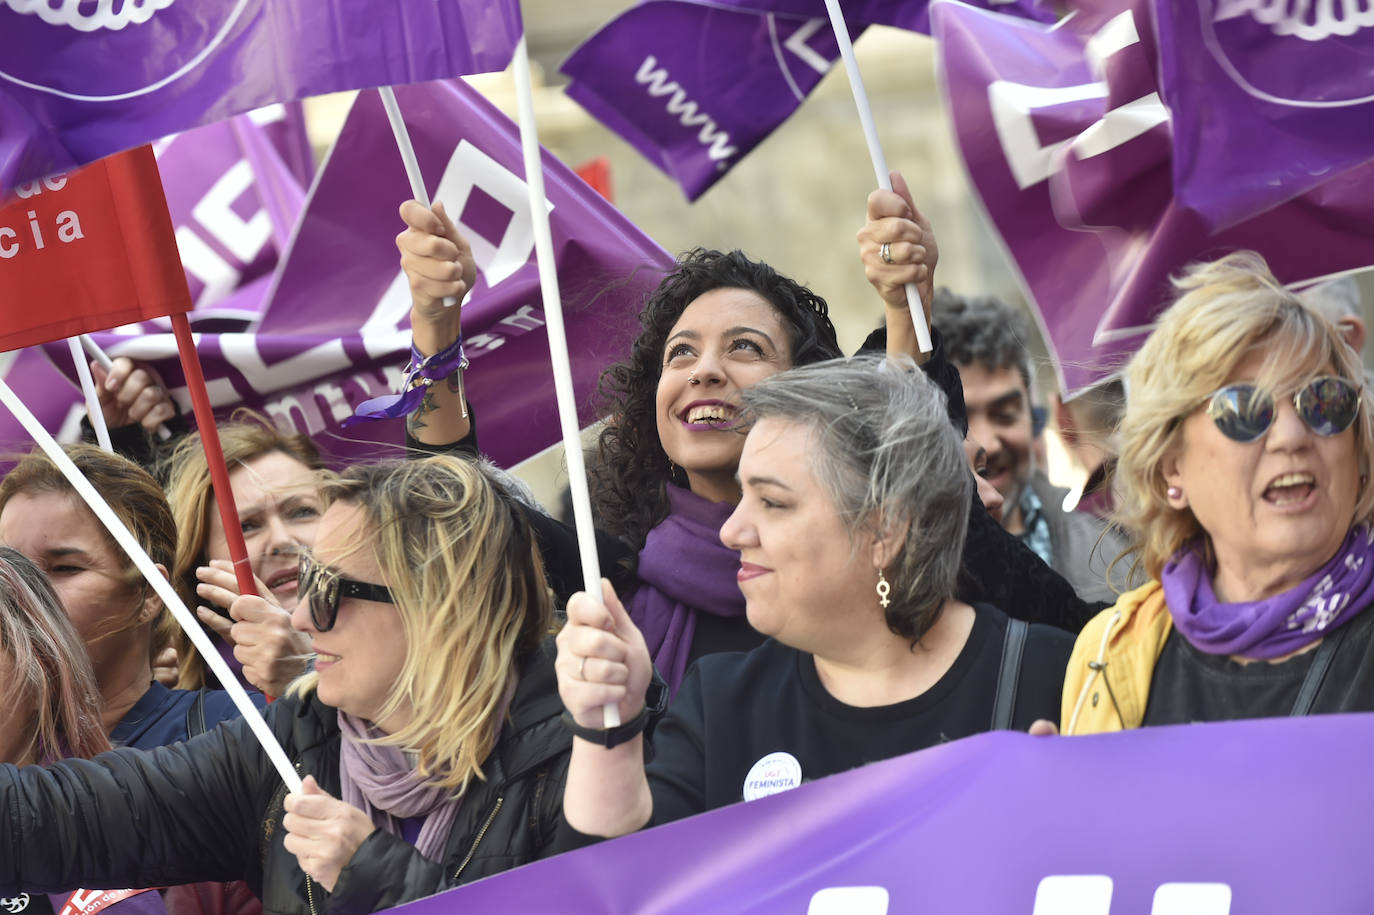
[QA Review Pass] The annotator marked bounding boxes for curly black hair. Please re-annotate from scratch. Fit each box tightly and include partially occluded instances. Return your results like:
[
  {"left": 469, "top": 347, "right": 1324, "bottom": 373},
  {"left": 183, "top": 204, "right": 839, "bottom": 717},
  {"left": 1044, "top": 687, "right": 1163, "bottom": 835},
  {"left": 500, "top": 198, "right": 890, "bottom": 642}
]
[{"left": 590, "top": 248, "right": 842, "bottom": 550}]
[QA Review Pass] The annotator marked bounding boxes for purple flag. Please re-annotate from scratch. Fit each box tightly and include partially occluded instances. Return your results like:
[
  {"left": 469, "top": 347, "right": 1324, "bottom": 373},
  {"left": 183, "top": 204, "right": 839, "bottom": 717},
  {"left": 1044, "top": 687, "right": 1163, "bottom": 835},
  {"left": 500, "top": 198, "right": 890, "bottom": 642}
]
[
  {"left": 384, "top": 714, "right": 1374, "bottom": 913},
  {"left": 0, "top": 0, "right": 521, "bottom": 197},
  {"left": 1155, "top": 0, "right": 1374, "bottom": 231},
  {"left": 563, "top": 2, "right": 850, "bottom": 201},
  {"left": 49, "top": 81, "right": 672, "bottom": 469},
  {"left": 705, "top": 0, "right": 1053, "bottom": 32},
  {"left": 934, "top": 0, "right": 1374, "bottom": 395},
  {"left": 561, "top": 0, "right": 1056, "bottom": 200}
]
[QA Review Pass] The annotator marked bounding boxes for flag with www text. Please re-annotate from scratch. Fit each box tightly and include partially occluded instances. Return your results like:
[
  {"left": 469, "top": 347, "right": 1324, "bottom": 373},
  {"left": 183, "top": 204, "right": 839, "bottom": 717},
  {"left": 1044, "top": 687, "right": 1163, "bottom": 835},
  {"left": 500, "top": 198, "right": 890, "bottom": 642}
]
[
  {"left": 38, "top": 81, "right": 674, "bottom": 469},
  {"left": 560, "top": 0, "right": 1052, "bottom": 200},
  {"left": 383, "top": 715, "right": 1374, "bottom": 913},
  {"left": 0, "top": 0, "right": 520, "bottom": 197},
  {"left": 934, "top": 0, "right": 1374, "bottom": 396}
]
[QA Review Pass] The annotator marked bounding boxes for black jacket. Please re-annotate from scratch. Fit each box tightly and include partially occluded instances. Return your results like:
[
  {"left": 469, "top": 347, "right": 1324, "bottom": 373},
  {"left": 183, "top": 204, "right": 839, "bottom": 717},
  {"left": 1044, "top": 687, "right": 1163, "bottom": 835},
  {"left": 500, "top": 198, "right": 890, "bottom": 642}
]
[{"left": 0, "top": 640, "right": 579, "bottom": 915}]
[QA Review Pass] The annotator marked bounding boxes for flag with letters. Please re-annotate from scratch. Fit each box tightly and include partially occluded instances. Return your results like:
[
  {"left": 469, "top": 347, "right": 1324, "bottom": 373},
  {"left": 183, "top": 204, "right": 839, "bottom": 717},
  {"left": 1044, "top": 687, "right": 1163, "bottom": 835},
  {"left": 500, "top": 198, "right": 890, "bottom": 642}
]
[{"left": 0, "top": 145, "right": 190, "bottom": 352}]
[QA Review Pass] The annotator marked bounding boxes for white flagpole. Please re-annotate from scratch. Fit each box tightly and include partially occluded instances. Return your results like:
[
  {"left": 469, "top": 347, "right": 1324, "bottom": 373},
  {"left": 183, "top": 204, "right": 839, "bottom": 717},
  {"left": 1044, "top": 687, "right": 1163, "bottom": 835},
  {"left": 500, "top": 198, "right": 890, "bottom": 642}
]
[
  {"left": 821, "top": 0, "right": 933, "bottom": 353},
  {"left": 377, "top": 86, "right": 457, "bottom": 310},
  {"left": 68, "top": 337, "right": 112, "bottom": 452},
  {"left": 0, "top": 376, "right": 304, "bottom": 793},
  {"left": 80, "top": 334, "right": 173, "bottom": 441},
  {"left": 511, "top": 35, "right": 620, "bottom": 730}
]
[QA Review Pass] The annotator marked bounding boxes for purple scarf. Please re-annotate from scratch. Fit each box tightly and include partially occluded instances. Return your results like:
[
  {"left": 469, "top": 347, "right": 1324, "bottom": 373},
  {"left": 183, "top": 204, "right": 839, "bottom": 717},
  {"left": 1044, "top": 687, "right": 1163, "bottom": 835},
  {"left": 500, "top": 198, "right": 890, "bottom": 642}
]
[
  {"left": 627, "top": 485, "right": 747, "bottom": 694},
  {"left": 337, "top": 713, "right": 463, "bottom": 862},
  {"left": 1162, "top": 525, "right": 1374, "bottom": 660}
]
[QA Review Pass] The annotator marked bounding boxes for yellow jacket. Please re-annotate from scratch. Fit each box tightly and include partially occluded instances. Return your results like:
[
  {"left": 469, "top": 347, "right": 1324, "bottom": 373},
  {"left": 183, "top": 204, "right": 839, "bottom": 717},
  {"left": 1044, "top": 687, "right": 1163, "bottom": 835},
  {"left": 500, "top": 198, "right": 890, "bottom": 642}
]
[{"left": 1061, "top": 579, "right": 1174, "bottom": 734}]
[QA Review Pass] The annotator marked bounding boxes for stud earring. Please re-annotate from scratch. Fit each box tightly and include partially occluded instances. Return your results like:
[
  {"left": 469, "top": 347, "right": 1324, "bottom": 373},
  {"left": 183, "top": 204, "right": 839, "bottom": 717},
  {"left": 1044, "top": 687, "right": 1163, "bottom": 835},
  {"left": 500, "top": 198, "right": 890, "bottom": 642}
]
[
  {"left": 1167, "top": 486, "right": 1182, "bottom": 500},
  {"left": 876, "top": 570, "right": 891, "bottom": 609}
]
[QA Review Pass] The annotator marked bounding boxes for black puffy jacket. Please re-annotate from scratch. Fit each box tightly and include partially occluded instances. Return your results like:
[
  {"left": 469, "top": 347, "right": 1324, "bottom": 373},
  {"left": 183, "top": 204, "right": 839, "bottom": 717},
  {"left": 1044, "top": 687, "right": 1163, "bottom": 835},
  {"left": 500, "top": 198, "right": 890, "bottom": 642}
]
[{"left": 0, "top": 640, "right": 582, "bottom": 914}]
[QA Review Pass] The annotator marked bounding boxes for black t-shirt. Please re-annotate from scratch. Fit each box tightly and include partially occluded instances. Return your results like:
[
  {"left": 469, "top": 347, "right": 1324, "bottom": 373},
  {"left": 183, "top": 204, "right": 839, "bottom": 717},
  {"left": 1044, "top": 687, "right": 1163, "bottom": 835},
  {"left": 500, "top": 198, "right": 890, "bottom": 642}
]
[
  {"left": 1143, "top": 605, "right": 1374, "bottom": 725},
  {"left": 645, "top": 603, "right": 1073, "bottom": 825}
]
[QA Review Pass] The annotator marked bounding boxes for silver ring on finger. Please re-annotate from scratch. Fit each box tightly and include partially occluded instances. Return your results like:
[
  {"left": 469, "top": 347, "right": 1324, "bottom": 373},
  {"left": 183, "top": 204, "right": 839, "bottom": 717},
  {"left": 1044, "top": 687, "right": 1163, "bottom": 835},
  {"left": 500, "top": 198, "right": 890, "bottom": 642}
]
[
  {"left": 880, "top": 242, "right": 893, "bottom": 265},
  {"left": 579, "top": 655, "right": 588, "bottom": 680}
]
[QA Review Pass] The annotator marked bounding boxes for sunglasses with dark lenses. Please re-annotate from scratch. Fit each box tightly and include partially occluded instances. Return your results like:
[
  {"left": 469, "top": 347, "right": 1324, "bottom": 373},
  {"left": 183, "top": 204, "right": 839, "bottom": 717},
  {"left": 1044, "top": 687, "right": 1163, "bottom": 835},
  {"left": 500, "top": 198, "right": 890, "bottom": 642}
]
[
  {"left": 298, "top": 553, "right": 395, "bottom": 633},
  {"left": 1204, "top": 375, "right": 1362, "bottom": 444}
]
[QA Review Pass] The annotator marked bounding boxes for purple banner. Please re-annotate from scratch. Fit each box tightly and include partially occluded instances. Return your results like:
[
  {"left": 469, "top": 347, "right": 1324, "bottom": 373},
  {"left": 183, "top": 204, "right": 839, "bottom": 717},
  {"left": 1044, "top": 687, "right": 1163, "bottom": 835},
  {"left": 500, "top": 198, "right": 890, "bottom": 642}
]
[
  {"left": 36, "top": 82, "right": 672, "bottom": 469},
  {"left": 0, "top": 0, "right": 520, "bottom": 197},
  {"left": 1156, "top": 0, "right": 1374, "bottom": 231},
  {"left": 934, "top": 0, "right": 1374, "bottom": 395},
  {"left": 563, "top": 2, "right": 849, "bottom": 201},
  {"left": 389, "top": 714, "right": 1374, "bottom": 913}
]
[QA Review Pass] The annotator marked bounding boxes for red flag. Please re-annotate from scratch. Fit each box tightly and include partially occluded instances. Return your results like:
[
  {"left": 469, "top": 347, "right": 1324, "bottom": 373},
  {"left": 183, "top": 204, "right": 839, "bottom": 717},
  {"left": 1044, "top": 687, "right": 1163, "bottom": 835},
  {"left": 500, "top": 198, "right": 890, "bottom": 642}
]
[{"left": 0, "top": 145, "right": 190, "bottom": 352}]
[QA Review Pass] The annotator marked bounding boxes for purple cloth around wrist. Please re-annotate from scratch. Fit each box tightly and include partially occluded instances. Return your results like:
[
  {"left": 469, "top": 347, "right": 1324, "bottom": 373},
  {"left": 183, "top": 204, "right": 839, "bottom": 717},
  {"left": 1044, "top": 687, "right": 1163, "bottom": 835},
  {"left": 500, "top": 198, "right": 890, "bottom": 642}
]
[{"left": 346, "top": 335, "right": 468, "bottom": 425}]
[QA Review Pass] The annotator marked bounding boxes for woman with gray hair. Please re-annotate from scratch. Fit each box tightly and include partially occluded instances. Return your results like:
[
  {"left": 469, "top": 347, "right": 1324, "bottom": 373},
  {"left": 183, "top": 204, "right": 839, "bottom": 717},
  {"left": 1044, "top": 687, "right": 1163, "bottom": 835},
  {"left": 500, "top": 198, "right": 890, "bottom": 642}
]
[{"left": 555, "top": 356, "right": 1073, "bottom": 835}]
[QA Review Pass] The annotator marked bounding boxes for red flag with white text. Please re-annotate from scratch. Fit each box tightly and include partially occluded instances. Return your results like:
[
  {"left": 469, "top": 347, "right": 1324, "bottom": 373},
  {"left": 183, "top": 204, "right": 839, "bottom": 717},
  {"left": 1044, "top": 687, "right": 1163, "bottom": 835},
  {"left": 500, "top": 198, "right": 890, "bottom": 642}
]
[{"left": 0, "top": 145, "right": 191, "bottom": 352}]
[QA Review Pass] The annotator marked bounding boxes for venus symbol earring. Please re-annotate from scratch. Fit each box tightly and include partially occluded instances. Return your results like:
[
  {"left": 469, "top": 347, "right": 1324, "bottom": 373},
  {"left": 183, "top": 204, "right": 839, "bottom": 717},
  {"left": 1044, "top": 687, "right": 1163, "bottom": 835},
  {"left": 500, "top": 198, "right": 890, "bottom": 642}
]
[{"left": 876, "top": 570, "right": 891, "bottom": 609}]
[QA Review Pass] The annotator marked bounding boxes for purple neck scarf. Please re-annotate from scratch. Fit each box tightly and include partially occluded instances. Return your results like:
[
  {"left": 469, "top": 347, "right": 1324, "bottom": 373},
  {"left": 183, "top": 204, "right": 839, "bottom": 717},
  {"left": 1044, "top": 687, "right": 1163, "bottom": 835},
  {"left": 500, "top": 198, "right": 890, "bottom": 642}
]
[
  {"left": 337, "top": 712, "right": 463, "bottom": 862},
  {"left": 1162, "top": 525, "right": 1374, "bottom": 660},
  {"left": 627, "top": 484, "right": 747, "bottom": 694}
]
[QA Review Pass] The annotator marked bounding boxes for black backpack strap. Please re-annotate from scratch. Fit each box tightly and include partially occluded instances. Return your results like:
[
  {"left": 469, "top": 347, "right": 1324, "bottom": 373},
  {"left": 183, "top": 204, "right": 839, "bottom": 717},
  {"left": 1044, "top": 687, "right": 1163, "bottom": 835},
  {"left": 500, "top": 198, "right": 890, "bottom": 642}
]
[
  {"left": 185, "top": 687, "right": 209, "bottom": 739},
  {"left": 991, "top": 618, "right": 1029, "bottom": 731},
  {"left": 1290, "top": 624, "right": 1350, "bottom": 717}
]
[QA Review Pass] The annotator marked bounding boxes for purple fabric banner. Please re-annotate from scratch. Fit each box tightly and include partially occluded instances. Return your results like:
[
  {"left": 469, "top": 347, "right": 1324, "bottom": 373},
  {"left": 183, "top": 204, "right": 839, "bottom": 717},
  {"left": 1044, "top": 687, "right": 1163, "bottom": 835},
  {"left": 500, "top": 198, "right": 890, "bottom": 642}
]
[
  {"left": 563, "top": 2, "right": 849, "bottom": 201},
  {"left": 1155, "top": 0, "right": 1374, "bottom": 231},
  {"left": 934, "top": 0, "right": 1374, "bottom": 395},
  {"left": 0, "top": 0, "right": 521, "bottom": 197},
  {"left": 26, "top": 82, "right": 672, "bottom": 469},
  {"left": 387, "top": 714, "right": 1374, "bottom": 913}
]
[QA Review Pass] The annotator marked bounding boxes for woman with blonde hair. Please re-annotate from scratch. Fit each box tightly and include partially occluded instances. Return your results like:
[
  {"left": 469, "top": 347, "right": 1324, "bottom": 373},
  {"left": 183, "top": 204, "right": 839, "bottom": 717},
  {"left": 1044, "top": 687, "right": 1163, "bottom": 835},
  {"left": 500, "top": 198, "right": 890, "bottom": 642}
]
[
  {"left": 1062, "top": 251, "right": 1374, "bottom": 734},
  {"left": 0, "top": 455, "right": 579, "bottom": 913},
  {"left": 162, "top": 413, "right": 325, "bottom": 696}
]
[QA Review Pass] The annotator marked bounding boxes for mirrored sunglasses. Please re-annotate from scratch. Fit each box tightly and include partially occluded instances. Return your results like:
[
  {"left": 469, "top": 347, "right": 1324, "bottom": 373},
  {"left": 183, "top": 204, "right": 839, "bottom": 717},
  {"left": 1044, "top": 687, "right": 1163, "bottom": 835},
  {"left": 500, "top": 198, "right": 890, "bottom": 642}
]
[
  {"left": 297, "top": 552, "right": 395, "bottom": 633},
  {"left": 1204, "top": 375, "right": 1361, "bottom": 444}
]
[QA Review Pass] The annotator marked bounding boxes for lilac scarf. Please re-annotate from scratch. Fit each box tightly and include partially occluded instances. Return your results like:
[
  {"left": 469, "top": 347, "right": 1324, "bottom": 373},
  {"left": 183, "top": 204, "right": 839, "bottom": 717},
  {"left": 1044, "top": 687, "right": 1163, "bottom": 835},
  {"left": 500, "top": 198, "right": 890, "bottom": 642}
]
[
  {"left": 336, "top": 678, "right": 516, "bottom": 862},
  {"left": 1162, "top": 525, "right": 1374, "bottom": 660},
  {"left": 627, "top": 485, "right": 747, "bottom": 694}
]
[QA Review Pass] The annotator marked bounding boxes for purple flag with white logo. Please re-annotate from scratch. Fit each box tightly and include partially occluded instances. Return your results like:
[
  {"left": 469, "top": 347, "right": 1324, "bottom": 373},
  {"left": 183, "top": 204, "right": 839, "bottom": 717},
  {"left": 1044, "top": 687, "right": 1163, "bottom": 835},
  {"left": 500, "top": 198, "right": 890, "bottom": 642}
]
[
  {"left": 382, "top": 715, "right": 1374, "bottom": 913},
  {"left": 934, "top": 0, "right": 1374, "bottom": 395},
  {"left": 46, "top": 81, "right": 672, "bottom": 469},
  {"left": 1155, "top": 0, "right": 1374, "bottom": 231},
  {"left": 0, "top": 0, "right": 520, "bottom": 197},
  {"left": 563, "top": 2, "right": 850, "bottom": 201}
]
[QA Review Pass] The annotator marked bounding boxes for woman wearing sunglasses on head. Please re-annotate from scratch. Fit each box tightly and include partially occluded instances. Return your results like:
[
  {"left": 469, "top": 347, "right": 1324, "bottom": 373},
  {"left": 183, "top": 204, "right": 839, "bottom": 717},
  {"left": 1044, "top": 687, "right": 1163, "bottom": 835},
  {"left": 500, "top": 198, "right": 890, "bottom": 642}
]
[
  {"left": 1060, "top": 252, "right": 1374, "bottom": 735},
  {"left": 0, "top": 455, "right": 581, "bottom": 914}
]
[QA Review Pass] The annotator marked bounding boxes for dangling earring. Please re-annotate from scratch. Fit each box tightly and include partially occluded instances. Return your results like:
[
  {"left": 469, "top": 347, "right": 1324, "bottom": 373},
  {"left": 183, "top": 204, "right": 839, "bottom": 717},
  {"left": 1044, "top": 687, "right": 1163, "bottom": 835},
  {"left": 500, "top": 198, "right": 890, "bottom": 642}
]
[{"left": 876, "top": 569, "right": 891, "bottom": 609}]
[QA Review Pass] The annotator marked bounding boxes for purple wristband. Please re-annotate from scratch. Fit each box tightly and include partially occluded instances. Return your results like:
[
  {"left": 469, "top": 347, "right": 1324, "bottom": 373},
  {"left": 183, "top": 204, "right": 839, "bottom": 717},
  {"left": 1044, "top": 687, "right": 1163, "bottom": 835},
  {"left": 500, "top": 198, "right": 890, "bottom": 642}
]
[{"left": 345, "top": 336, "right": 469, "bottom": 425}]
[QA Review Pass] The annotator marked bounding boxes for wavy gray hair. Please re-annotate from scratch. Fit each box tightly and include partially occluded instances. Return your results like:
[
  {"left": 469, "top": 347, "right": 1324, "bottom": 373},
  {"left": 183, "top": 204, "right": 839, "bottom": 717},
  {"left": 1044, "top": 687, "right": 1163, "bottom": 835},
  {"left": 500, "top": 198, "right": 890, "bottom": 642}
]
[{"left": 740, "top": 355, "right": 970, "bottom": 644}]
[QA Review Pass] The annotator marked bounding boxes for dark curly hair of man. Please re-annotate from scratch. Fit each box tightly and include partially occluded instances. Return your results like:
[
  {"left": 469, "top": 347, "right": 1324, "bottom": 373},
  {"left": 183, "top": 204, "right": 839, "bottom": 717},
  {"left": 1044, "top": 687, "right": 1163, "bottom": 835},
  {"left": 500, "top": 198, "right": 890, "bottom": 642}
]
[{"left": 590, "top": 248, "right": 842, "bottom": 550}]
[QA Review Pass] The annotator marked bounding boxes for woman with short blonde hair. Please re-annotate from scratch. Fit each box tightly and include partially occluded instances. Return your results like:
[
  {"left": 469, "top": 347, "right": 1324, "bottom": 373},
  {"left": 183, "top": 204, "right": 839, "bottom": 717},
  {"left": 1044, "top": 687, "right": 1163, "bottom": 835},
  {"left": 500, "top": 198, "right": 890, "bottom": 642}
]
[{"left": 1064, "top": 252, "right": 1374, "bottom": 733}]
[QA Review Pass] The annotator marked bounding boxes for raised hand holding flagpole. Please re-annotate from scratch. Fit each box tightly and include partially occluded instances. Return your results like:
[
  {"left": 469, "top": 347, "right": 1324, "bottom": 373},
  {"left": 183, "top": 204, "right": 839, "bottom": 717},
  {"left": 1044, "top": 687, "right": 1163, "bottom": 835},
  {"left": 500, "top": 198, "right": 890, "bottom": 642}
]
[
  {"left": 379, "top": 87, "right": 457, "bottom": 310},
  {"left": 821, "top": 0, "right": 932, "bottom": 353}
]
